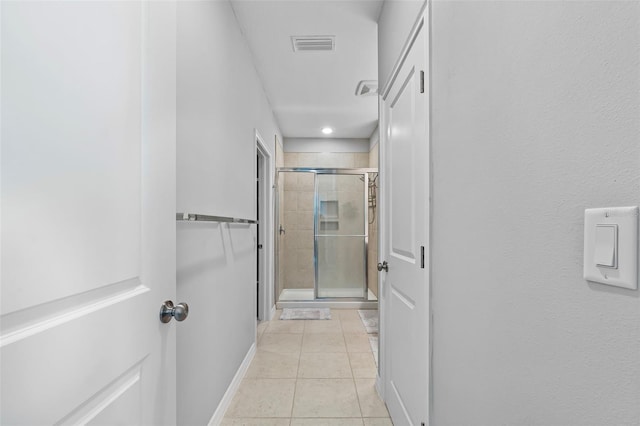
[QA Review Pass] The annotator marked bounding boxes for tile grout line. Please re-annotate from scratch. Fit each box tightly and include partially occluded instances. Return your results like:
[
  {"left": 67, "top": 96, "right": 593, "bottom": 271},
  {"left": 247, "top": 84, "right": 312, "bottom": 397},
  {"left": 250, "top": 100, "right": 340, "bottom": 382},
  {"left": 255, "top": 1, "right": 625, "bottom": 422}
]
[
  {"left": 290, "top": 320, "right": 305, "bottom": 422},
  {"left": 243, "top": 310, "right": 379, "bottom": 424},
  {"left": 340, "top": 314, "right": 366, "bottom": 422}
]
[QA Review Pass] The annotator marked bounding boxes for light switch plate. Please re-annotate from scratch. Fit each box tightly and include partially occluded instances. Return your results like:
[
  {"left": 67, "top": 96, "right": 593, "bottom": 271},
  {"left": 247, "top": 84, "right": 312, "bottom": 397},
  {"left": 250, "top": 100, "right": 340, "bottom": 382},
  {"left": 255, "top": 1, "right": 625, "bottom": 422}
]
[{"left": 584, "top": 206, "right": 638, "bottom": 289}]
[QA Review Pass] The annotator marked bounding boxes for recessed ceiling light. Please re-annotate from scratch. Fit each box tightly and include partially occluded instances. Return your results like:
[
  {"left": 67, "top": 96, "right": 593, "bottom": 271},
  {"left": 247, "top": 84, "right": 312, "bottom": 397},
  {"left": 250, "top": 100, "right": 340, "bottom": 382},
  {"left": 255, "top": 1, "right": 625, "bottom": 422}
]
[{"left": 321, "top": 127, "right": 333, "bottom": 135}]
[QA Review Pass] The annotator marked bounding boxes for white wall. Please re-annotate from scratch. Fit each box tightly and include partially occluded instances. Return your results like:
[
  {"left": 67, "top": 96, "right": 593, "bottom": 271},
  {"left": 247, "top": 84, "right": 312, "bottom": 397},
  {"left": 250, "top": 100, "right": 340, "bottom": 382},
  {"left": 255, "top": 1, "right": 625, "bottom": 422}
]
[
  {"left": 430, "top": 1, "right": 640, "bottom": 424},
  {"left": 176, "top": 2, "right": 281, "bottom": 424},
  {"left": 369, "top": 125, "right": 379, "bottom": 151},
  {"left": 377, "top": 0, "right": 425, "bottom": 90}
]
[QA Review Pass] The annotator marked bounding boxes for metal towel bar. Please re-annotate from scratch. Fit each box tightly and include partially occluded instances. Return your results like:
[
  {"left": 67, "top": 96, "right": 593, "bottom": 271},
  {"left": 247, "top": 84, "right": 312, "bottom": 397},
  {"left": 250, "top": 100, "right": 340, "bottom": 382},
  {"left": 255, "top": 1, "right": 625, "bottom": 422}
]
[{"left": 176, "top": 213, "right": 258, "bottom": 224}]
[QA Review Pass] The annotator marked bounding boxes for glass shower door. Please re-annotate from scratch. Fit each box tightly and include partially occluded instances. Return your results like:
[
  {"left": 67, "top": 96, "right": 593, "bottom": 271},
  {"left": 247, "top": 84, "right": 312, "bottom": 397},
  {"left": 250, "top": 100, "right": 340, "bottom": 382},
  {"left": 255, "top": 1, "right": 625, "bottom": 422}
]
[
  {"left": 315, "top": 173, "right": 368, "bottom": 299},
  {"left": 277, "top": 171, "right": 316, "bottom": 301}
]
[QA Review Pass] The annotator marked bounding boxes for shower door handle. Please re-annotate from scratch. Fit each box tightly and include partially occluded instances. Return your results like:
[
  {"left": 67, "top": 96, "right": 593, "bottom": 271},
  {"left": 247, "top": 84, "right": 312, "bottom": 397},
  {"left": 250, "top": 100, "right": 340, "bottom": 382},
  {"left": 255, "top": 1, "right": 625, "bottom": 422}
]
[{"left": 377, "top": 261, "right": 388, "bottom": 272}]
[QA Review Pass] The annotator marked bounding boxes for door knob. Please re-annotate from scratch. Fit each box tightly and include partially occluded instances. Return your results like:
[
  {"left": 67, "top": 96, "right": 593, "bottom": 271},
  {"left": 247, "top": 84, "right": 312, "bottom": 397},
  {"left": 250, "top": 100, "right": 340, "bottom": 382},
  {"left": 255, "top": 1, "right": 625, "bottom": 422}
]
[
  {"left": 377, "top": 261, "right": 389, "bottom": 272},
  {"left": 160, "top": 300, "right": 189, "bottom": 323}
]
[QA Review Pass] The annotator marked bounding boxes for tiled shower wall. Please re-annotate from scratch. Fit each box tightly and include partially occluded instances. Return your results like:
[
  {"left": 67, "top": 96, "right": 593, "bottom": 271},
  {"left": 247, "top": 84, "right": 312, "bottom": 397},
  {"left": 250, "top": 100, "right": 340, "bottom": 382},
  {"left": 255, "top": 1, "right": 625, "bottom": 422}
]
[
  {"left": 281, "top": 171, "right": 315, "bottom": 291},
  {"left": 277, "top": 151, "right": 379, "bottom": 298},
  {"left": 368, "top": 145, "right": 379, "bottom": 297},
  {"left": 284, "top": 152, "right": 370, "bottom": 169}
]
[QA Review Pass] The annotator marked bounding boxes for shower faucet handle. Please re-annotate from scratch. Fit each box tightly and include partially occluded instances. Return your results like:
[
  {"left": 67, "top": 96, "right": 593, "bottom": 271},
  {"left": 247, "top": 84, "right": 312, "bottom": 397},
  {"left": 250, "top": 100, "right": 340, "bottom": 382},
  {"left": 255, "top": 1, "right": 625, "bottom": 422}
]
[
  {"left": 377, "top": 261, "right": 388, "bottom": 272},
  {"left": 279, "top": 225, "right": 286, "bottom": 235}
]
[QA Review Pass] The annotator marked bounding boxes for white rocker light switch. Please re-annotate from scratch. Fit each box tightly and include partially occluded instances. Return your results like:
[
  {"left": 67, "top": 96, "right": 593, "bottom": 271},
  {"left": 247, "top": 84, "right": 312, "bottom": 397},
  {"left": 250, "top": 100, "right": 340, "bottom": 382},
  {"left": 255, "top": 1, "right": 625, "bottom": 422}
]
[
  {"left": 584, "top": 207, "right": 638, "bottom": 290},
  {"left": 594, "top": 224, "right": 617, "bottom": 268}
]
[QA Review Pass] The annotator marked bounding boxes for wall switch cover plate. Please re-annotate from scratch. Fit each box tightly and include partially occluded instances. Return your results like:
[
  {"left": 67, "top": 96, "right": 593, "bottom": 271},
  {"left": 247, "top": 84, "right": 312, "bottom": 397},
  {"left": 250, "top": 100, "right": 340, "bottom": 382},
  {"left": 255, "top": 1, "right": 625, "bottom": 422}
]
[{"left": 584, "top": 206, "right": 638, "bottom": 289}]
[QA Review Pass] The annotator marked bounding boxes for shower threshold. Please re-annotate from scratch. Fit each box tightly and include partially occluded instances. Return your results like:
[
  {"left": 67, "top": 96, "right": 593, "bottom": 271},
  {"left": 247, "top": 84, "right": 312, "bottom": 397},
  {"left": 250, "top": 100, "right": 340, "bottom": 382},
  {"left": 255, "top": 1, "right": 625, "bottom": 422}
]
[{"left": 276, "top": 288, "right": 378, "bottom": 310}]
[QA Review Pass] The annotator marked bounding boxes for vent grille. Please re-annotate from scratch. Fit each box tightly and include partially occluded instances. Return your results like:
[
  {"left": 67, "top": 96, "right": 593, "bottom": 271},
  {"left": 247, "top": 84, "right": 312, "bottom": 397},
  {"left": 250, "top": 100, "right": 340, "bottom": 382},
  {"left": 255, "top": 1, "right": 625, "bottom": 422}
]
[
  {"left": 291, "top": 36, "right": 335, "bottom": 52},
  {"left": 355, "top": 80, "right": 378, "bottom": 96}
]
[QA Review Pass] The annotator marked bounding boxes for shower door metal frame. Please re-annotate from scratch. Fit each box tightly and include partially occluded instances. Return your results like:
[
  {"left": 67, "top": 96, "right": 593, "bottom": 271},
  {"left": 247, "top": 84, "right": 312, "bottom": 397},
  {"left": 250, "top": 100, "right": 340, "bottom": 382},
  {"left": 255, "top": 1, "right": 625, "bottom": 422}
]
[{"left": 276, "top": 167, "right": 378, "bottom": 301}]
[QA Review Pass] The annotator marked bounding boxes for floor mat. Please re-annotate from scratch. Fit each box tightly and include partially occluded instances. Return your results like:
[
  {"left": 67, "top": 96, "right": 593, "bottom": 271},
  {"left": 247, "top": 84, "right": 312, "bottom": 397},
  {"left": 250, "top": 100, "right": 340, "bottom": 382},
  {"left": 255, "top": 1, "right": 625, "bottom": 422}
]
[
  {"left": 280, "top": 307, "right": 332, "bottom": 320},
  {"left": 358, "top": 309, "right": 379, "bottom": 334}
]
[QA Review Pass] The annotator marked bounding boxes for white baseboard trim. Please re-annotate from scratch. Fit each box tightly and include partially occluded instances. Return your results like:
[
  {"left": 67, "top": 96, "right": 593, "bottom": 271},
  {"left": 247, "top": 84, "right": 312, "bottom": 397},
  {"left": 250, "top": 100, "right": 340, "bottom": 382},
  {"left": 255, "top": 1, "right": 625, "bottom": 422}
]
[
  {"left": 269, "top": 303, "right": 276, "bottom": 321},
  {"left": 375, "top": 374, "right": 384, "bottom": 400},
  {"left": 207, "top": 342, "right": 257, "bottom": 426}
]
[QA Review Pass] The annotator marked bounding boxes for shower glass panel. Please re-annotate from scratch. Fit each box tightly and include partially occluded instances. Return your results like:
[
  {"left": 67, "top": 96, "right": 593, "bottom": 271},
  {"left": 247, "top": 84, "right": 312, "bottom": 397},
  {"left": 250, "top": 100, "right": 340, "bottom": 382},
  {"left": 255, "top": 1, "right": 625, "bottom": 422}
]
[
  {"left": 315, "top": 173, "right": 368, "bottom": 299},
  {"left": 278, "top": 171, "right": 315, "bottom": 300}
]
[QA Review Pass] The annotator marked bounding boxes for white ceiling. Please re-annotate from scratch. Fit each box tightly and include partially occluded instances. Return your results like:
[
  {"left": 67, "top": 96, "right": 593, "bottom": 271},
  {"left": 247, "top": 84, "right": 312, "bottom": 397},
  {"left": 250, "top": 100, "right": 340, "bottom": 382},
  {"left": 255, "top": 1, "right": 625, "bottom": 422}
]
[{"left": 231, "top": 0, "right": 382, "bottom": 139}]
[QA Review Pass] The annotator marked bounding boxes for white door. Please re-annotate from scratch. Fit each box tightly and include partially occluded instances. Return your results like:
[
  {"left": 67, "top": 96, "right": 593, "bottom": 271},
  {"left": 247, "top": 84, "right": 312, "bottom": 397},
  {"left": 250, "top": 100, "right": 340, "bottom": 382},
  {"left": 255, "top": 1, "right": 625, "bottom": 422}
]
[
  {"left": 380, "top": 12, "right": 430, "bottom": 426},
  {"left": 1, "top": 2, "right": 177, "bottom": 424}
]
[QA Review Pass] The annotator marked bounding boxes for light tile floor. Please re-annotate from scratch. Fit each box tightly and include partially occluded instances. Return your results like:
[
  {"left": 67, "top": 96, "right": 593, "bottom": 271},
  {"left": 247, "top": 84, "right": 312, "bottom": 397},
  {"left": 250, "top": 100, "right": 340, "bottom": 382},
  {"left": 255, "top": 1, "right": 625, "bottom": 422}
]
[{"left": 222, "top": 310, "right": 391, "bottom": 426}]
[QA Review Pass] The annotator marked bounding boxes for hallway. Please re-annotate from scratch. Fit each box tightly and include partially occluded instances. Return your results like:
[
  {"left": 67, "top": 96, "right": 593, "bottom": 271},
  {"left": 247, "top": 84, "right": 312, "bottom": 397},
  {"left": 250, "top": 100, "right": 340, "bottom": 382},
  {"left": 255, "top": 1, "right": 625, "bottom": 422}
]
[
  {"left": 2, "top": 0, "right": 639, "bottom": 424},
  {"left": 222, "top": 310, "right": 390, "bottom": 425}
]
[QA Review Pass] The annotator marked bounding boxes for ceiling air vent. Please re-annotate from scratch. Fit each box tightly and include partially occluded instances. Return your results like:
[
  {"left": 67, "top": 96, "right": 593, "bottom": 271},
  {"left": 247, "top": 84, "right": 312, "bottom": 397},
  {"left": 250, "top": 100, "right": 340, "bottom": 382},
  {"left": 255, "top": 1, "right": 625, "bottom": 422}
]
[{"left": 291, "top": 35, "right": 335, "bottom": 52}]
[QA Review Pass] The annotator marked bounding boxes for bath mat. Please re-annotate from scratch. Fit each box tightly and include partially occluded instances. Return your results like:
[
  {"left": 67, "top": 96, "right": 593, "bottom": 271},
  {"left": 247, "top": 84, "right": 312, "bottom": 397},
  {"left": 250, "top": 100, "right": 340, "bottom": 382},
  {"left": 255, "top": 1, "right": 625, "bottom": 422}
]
[
  {"left": 280, "top": 307, "right": 332, "bottom": 320},
  {"left": 358, "top": 309, "right": 379, "bottom": 334}
]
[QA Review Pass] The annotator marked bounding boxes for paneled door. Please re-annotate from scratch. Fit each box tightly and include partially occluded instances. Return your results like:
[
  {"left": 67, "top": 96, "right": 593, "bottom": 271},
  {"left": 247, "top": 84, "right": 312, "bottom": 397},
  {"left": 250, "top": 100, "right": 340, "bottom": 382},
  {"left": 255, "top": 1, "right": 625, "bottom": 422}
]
[
  {"left": 1, "top": 2, "right": 177, "bottom": 424},
  {"left": 380, "top": 10, "right": 430, "bottom": 426}
]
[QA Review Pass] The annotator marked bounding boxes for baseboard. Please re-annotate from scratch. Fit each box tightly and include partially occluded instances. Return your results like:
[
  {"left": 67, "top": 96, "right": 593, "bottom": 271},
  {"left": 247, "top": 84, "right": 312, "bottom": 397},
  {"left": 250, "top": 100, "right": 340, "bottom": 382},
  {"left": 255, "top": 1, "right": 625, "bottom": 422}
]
[
  {"left": 375, "top": 374, "right": 384, "bottom": 400},
  {"left": 269, "top": 303, "right": 276, "bottom": 320},
  {"left": 207, "top": 342, "right": 257, "bottom": 426}
]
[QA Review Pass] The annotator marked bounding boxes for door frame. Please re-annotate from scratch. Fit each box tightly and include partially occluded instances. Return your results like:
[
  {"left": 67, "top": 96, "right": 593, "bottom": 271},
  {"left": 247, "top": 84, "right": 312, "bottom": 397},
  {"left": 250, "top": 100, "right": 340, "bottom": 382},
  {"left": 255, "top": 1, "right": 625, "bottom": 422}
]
[
  {"left": 255, "top": 130, "right": 274, "bottom": 321},
  {"left": 275, "top": 167, "right": 378, "bottom": 306},
  {"left": 377, "top": 1, "right": 432, "bottom": 424}
]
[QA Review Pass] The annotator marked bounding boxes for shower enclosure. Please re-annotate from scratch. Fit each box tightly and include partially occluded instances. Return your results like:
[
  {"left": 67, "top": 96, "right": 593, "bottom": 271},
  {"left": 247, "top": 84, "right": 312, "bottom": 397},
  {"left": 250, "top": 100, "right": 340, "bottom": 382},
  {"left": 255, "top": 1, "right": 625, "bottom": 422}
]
[{"left": 276, "top": 168, "right": 378, "bottom": 308}]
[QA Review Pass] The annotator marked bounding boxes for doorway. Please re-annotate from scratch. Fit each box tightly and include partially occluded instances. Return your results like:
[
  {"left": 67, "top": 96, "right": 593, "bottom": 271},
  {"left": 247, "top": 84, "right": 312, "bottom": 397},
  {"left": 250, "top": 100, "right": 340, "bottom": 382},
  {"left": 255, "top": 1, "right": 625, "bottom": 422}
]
[{"left": 256, "top": 132, "right": 273, "bottom": 321}]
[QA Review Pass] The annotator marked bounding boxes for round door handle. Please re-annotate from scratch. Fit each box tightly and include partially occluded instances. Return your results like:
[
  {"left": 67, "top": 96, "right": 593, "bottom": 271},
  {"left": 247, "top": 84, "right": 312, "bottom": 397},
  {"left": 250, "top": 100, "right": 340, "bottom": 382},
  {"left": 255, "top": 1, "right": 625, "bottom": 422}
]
[
  {"left": 160, "top": 300, "right": 189, "bottom": 323},
  {"left": 377, "top": 261, "right": 389, "bottom": 272}
]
